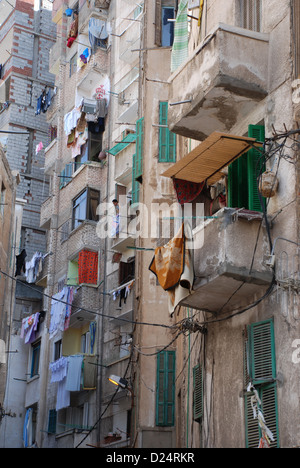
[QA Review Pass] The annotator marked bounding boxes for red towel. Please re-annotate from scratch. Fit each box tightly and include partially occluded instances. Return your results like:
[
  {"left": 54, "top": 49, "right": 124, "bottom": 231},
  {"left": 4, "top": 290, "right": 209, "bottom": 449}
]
[{"left": 78, "top": 250, "right": 98, "bottom": 285}]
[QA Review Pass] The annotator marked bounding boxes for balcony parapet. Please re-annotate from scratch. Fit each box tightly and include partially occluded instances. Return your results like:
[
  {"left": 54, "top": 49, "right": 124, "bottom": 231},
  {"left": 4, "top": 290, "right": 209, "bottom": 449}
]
[
  {"left": 180, "top": 207, "right": 273, "bottom": 314},
  {"left": 168, "top": 23, "right": 269, "bottom": 140}
]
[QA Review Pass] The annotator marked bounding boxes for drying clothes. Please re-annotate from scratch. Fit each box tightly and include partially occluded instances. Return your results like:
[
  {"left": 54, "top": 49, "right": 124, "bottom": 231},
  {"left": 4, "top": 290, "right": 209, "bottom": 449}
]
[
  {"left": 25, "top": 252, "right": 44, "bottom": 284},
  {"left": 173, "top": 178, "right": 205, "bottom": 205},
  {"left": 171, "top": 0, "right": 189, "bottom": 73},
  {"left": 49, "top": 356, "right": 69, "bottom": 383},
  {"left": 36, "top": 141, "right": 43, "bottom": 155},
  {"left": 64, "top": 286, "right": 74, "bottom": 330},
  {"left": 64, "top": 108, "right": 81, "bottom": 136},
  {"left": 15, "top": 249, "right": 27, "bottom": 276},
  {"left": 56, "top": 377, "right": 70, "bottom": 411},
  {"left": 67, "top": 14, "right": 78, "bottom": 48},
  {"left": 89, "top": 321, "right": 96, "bottom": 355},
  {"left": 88, "top": 17, "right": 108, "bottom": 49},
  {"left": 149, "top": 223, "right": 194, "bottom": 315},
  {"left": 111, "top": 214, "right": 120, "bottom": 237},
  {"left": 95, "top": 98, "right": 107, "bottom": 118},
  {"left": 149, "top": 223, "right": 185, "bottom": 291},
  {"left": 20, "top": 312, "right": 40, "bottom": 344},
  {"left": 23, "top": 408, "right": 33, "bottom": 448},
  {"left": 49, "top": 287, "right": 75, "bottom": 339},
  {"left": 65, "top": 355, "right": 83, "bottom": 391},
  {"left": 78, "top": 250, "right": 98, "bottom": 285}
]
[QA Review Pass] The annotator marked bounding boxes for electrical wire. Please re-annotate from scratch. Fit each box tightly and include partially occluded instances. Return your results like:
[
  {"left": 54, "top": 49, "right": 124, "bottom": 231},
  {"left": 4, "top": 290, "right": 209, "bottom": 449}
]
[{"left": 0, "top": 269, "right": 177, "bottom": 331}]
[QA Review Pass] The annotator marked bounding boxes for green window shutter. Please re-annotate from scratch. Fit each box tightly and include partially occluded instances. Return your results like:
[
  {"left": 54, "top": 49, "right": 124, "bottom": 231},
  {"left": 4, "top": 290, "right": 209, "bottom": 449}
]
[
  {"left": 248, "top": 319, "right": 276, "bottom": 384},
  {"left": 193, "top": 364, "right": 203, "bottom": 422},
  {"left": 156, "top": 350, "right": 176, "bottom": 426},
  {"left": 244, "top": 319, "right": 279, "bottom": 448},
  {"left": 135, "top": 117, "right": 144, "bottom": 182},
  {"left": 132, "top": 153, "right": 140, "bottom": 204},
  {"left": 159, "top": 102, "right": 176, "bottom": 163},
  {"left": 228, "top": 154, "right": 248, "bottom": 209},
  {"left": 247, "top": 124, "right": 265, "bottom": 212}
]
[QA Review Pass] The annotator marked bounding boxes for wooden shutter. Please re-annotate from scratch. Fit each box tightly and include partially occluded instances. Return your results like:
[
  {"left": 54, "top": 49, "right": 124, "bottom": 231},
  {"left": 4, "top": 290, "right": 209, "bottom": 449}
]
[
  {"left": 132, "top": 153, "right": 140, "bottom": 203},
  {"left": 155, "top": 0, "right": 162, "bottom": 46},
  {"left": 244, "top": 319, "right": 279, "bottom": 448},
  {"left": 159, "top": 101, "right": 176, "bottom": 163},
  {"left": 156, "top": 350, "right": 176, "bottom": 426},
  {"left": 193, "top": 364, "right": 203, "bottom": 422},
  {"left": 135, "top": 117, "right": 144, "bottom": 182},
  {"left": 247, "top": 124, "right": 265, "bottom": 212},
  {"left": 228, "top": 154, "right": 248, "bottom": 208},
  {"left": 248, "top": 319, "right": 276, "bottom": 385}
]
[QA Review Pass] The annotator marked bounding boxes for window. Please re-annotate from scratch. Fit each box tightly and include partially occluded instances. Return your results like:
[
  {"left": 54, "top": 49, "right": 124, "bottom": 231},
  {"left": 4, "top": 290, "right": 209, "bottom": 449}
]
[
  {"left": 244, "top": 319, "right": 279, "bottom": 448},
  {"left": 156, "top": 350, "right": 176, "bottom": 426},
  {"left": 81, "top": 331, "right": 91, "bottom": 354},
  {"left": 132, "top": 117, "right": 144, "bottom": 204},
  {"left": 70, "top": 53, "right": 78, "bottom": 77},
  {"left": 30, "top": 341, "right": 41, "bottom": 378},
  {"left": 60, "top": 163, "right": 73, "bottom": 189},
  {"left": 159, "top": 101, "right": 176, "bottom": 162},
  {"left": 193, "top": 364, "right": 203, "bottom": 422},
  {"left": 54, "top": 340, "right": 62, "bottom": 361},
  {"left": 74, "top": 127, "right": 103, "bottom": 171},
  {"left": 239, "top": 0, "right": 262, "bottom": 32},
  {"left": 48, "top": 409, "right": 57, "bottom": 434},
  {"left": 227, "top": 124, "right": 265, "bottom": 212},
  {"left": 72, "top": 188, "right": 100, "bottom": 230},
  {"left": 155, "top": 0, "right": 176, "bottom": 47},
  {"left": 0, "top": 182, "right": 6, "bottom": 217},
  {"left": 119, "top": 259, "right": 135, "bottom": 286}
]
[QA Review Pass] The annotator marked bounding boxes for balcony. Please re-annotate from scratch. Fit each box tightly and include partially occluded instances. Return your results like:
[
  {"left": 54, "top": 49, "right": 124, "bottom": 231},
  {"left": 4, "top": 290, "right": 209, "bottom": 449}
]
[
  {"left": 168, "top": 23, "right": 269, "bottom": 140},
  {"left": 119, "top": 17, "right": 141, "bottom": 65},
  {"left": 40, "top": 195, "right": 55, "bottom": 229},
  {"left": 180, "top": 208, "right": 273, "bottom": 314}
]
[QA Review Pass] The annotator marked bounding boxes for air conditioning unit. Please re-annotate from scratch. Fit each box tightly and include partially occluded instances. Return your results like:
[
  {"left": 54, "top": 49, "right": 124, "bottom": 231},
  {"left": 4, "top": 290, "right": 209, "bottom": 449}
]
[{"left": 83, "top": 102, "right": 96, "bottom": 114}]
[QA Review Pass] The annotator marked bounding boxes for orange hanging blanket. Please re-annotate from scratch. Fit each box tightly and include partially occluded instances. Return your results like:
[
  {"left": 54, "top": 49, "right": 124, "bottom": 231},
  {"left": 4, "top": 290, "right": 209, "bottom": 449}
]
[{"left": 149, "top": 224, "right": 185, "bottom": 291}]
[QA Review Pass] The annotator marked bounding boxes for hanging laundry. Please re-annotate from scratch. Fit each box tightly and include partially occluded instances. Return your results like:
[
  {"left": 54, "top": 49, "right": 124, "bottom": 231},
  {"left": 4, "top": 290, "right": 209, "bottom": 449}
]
[
  {"left": 173, "top": 179, "right": 205, "bottom": 205},
  {"left": 88, "top": 17, "right": 108, "bottom": 49},
  {"left": 15, "top": 249, "right": 27, "bottom": 276},
  {"left": 67, "top": 11, "right": 78, "bottom": 48},
  {"left": 35, "top": 141, "right": 43, "bottom": 155},
  {"left": 171, "top": 0, "right": 189, "bottom": 73},
  {"left": 49, "top": 356, "right": 69, "bottom": 383},
  {"left": 56, "top": 377, "right": 70, "bottom": 411},
  {"left": 78, "top": 250, "right": 98, "bottom": 285},
  {"left": 89, "top": 321, "right": 96, "bottom": 354},
  {"left": 20, "top": 312, "right": 40, "bottom": 344},
  {"left": 64, "top": 107, "right": 81, "bottom": 136},
  {"left": 23, "top": 408, "right": 33, "bottom": 448},
  {"left": 25, "top": 252, "right": 44, "bottom": 283},
  {"left": 65, "top": 354, "right": 83, "bottom": 391},
  {"left": 149, "top": 223, "right": 194, "bottom": 315},
  {"left": 49, "top": 286, "right": 75, "bottom": 339},
  {"left": 79, "top": 47, "right": 90, "bottom": 65}
]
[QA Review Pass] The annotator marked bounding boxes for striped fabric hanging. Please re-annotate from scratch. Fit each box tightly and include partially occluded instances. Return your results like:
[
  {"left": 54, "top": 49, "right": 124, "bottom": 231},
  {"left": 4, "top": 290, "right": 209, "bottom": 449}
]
[{"left": 171, "top": 0, "right": 189, "bottom": 73}]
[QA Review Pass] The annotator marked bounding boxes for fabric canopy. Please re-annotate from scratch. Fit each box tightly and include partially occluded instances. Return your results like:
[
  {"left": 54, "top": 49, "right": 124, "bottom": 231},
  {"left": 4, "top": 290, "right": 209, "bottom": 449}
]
[{"left": 161, "top": 132, "right": 263, "bottom": 185}]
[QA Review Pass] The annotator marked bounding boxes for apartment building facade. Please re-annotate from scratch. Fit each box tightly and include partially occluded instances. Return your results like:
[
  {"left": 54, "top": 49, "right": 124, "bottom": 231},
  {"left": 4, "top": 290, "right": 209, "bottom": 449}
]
[
  {"left": 1, "top": 0, "right": 300, "bottom": 449},
  {"left": 0, "top": 0, "right": 56, "bottom": 448}
]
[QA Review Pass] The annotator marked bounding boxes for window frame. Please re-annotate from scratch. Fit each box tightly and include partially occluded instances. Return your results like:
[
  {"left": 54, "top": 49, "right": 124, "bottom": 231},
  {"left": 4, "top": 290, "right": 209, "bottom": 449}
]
[
  {"left": 72, "top": 187, "right": 100, "bottom": 230},
  {"left": 159, "top": 101, "right": 176, "bottom": 163},
  {"left": 156, "top": 350, "right": 176, "bottom": 427},
  {"left": 30, "top": 340, "right": 41, "bottom": 378},
  {"left": 244, "top": 319, "right": 279, "bottom": 448}
]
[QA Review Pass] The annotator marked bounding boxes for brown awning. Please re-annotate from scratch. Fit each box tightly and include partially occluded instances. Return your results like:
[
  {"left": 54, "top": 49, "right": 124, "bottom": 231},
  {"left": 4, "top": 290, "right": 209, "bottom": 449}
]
[{"left": 161, "top": 132, "right": 263, "bottom": 185}]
